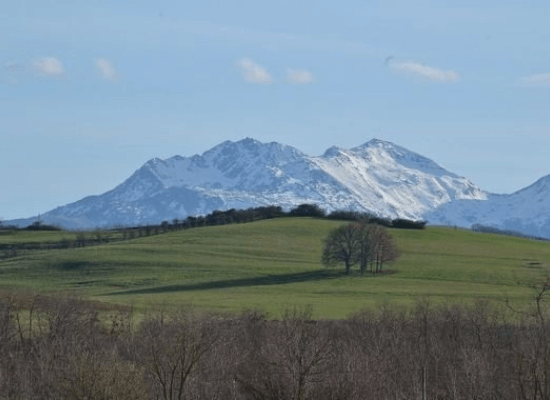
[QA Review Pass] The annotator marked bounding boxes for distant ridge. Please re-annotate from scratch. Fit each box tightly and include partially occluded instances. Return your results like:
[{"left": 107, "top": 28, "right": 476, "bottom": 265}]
[{"left": 5, "top": 138, "right": 550, "bottom": 238}]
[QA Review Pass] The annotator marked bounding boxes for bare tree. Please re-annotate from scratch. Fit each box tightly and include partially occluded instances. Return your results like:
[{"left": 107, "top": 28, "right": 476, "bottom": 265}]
[
  {"left": 364, "top": 225, "right": 399, "bottom": 273},
  {"left": 356, "top": 223, "right": 375, "bottom": 274},
  {"left": 138, "top": 311, "right": 218, "bottom": 400},
  {"left": 321, "top": 223, "right": 362, "bottom": 275},
  {"left": 323, "top": 222, "right": 399, "bottom": 275},
  {"left": 235, "top": 307, "right": 334, "bottom": 400},
  {"left": 376, "top": 227, "right": 399, "bottom": 273}
]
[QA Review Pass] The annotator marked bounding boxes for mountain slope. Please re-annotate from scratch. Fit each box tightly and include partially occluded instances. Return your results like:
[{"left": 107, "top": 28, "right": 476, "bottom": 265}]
[
  {"left": 2, "top": 137, "right": 519, "bottom": 232},
  {"left": 311, "top": 139, "right": 486, "bottom": 220},
  {"left": 426, "top": 175, "right": 550, "bottom": 238}
]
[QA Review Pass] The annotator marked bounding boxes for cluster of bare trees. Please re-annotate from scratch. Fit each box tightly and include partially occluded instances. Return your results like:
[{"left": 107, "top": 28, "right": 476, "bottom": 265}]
[
  {"left": 4, "top": 295, "right": 550, "bottom": 399},
  {"left": 322, "top": 222, "right": 399, "bottom": 274}
]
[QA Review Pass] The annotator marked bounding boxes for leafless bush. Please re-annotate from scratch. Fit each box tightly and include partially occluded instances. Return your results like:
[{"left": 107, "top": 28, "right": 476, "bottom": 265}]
[
  {"left": 136, "top": 309, "right": 219, "bottom": 400},
  {"left": 4, "top": 295, "right": 550, "bottom": 399},
  {"left": 234, "top": 306, "right": 335, "bottom": 400}
]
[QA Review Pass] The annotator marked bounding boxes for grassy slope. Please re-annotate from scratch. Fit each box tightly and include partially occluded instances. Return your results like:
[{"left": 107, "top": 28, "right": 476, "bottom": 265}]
[
  {"left": 0, "top": 229, "right": 79, "bottom": 245},
  {"left": 0, "top": 229, "right": 122, "bottom": 245},
  {"left": 1, "top": 218, "right": 549, "bottom": 318}
]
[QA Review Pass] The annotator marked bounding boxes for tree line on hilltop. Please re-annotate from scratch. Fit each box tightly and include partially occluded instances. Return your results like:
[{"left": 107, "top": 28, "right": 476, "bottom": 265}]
[
  {"left": 0, "top": 204, "right": 425, "bottom": 259},
  {"left": 472, "top": 223, "right": 550, "bottom": 242},
  {"left": 1, "top": 204, "right": 427, "bottom": 233}
]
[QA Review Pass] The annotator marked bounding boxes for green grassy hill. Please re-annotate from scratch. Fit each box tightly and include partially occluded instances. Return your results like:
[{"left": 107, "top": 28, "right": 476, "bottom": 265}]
[
  {"left": 1, "top": 218, "right": 549, "bottom": 318},
  {"left": 0, "top": 229, "right": 82, "bottom": 245}
]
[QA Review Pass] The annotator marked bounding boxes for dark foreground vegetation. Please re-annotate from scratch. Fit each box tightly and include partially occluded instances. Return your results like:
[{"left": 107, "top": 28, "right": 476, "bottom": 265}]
[{"left": 3, "top": 294, "right": 550, "bottom": 399}]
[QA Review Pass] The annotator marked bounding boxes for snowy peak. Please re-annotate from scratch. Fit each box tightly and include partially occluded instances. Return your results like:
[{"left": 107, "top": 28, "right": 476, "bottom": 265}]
[
  {"left": 322, "top": 146, "right": 346, "bottom": 158},
  {"left": 424, "top": 171, "right": 550, "bottom": 239},
  {"left": 351, "top": 138, "right": 406, "bottom": 155},
  {"left": 134, "top": 138, "right": 329, "bottom": 196},
  {"left": 511, "top": 174, "right": 550, "bottom": 197},
  {"left": 109, "top": 164, "right": 164, "bottom": 202},
  {"left": 203, "top": 138, "right": 305, "bottom": 165},
  {"left": 354, "top": 138, "right": 396, "bottom": 150},
  {"left": 351, "top": 138, "right": 455, "bottom": 178},
  {"left": 311, "top": 139, "right": 487, "bottom": 221},
  {"left": 9, "top": 136, "right": 541, "bottom": 233}
]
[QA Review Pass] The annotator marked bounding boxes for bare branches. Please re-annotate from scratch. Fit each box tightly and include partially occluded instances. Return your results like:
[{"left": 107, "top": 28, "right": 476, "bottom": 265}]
[
  {"left": 322, "top": 223, "right": 362, "bottom": 274},
  {"left": 322, "top": 222, "right": 399, "bottom": 275},
  {"left": 4, "top": 295, "right": 550, "bottom": 398}
]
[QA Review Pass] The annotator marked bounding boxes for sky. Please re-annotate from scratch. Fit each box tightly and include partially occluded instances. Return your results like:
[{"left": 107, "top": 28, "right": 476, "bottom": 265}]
[{"left": 1, "top": 0, "right": 550, "bottom": 220}]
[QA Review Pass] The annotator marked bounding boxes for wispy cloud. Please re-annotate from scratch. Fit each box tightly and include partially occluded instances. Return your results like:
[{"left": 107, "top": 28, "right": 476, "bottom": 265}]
[
  {"left": 95, "top": 58, "right": 116, "bottom": 80},
  {"left": 237, "top": 58, "right": 273, "bottom": 84},
  {"left": 5, "top": 63, "right": 25, "bottom": 73},
  {"left": 390, "top": 61, "right": 459, "bottom": 82},
  {"left": 33, "top": 57, "right": 64, "bottom": 77},
  {"left": 1, "top": 63, "right": 25, "bottom": 85},
  {"left": 286, "top": 69, "right": 314, "bottom": 84},
  {"left": 520, "top": 73, "right": 550, "bottom": 87}
]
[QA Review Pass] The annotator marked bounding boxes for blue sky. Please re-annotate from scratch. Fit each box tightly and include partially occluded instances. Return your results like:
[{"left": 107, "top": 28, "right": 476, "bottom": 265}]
[{"left": 1, "top": 0, "right": 550, "bottom": 220}]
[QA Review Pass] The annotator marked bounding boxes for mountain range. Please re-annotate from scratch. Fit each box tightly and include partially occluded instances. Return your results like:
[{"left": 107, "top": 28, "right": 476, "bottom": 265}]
[{"left": 6, "top": 138, "right": 550, "bottom": 238}]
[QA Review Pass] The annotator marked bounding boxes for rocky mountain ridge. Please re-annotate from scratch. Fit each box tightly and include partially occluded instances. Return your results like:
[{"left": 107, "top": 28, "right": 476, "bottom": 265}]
[{"left": 6, "top": 138, "right": 549, "bottom": 238}]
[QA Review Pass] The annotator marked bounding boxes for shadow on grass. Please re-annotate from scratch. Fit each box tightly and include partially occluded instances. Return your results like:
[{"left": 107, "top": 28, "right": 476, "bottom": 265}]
[
  {"left": 108, "top": 269, "right": 347, "bottom": 296},
  {"left": 56, "top": 261, "right": 93, "bottom": 271}
]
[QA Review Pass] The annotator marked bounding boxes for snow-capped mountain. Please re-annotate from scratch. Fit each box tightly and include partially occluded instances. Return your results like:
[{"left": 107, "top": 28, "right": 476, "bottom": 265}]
[
  {"left": 6, "top": 138, "right": 488, "bottom": 230},
  {"left": 311, "top": 140, "right": 486, "bottom": 220},
  {"left": 7, "top": 137, "right": 548, "bottom": 239},
  {"left": 426, "top": 175, "right": 550, "bottom": 238}
]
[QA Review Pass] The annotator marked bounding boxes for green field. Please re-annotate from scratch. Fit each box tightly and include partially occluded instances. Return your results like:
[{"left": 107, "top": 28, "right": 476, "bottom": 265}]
[
  {"left": 0, "top": 229, "right": 80, "bottom": 245},
  {"left": 1, "top": 218, "right": 549, "bottom": 318}
]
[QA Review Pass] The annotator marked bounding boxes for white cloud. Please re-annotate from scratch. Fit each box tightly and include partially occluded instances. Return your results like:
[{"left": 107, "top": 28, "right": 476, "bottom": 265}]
[
  {"left": 237, "top": 58, "right": 273, "bottom": 84},
  {"left": 287, "top": 69, "right": 314, "bottom": 84},
  {"left": 391, "top": 61, "right": 459, "bottom": 82},
  {"left": 33, "top": 57, "right": 64, "bottom": 76},
  {"left": 95, "top": 58, "right": 116, "bottom": 80},
  {"left": 520, "top": 73, "right": 550, "bottom": 87}
]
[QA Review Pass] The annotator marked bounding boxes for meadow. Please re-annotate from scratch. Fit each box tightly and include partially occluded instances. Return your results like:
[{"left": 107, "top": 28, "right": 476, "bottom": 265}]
[{"left": 1, "top": 217, "right": 549, "bottom": 318}]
